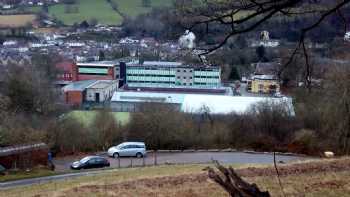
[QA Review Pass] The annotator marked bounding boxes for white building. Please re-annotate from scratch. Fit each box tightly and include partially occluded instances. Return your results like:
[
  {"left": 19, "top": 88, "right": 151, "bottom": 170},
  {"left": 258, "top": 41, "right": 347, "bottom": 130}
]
[
  {"left": 86, "top": 80, "right": 118, "bottom": 103},
  {"left": 111, "top": 91, "right": 295, "bottom": 115}
]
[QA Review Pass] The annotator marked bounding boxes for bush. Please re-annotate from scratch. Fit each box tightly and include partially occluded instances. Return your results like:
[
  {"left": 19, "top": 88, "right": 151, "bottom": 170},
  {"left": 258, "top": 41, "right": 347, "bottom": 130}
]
[{"left": 288, "top": 129, "right": 319, "bottom": 154}]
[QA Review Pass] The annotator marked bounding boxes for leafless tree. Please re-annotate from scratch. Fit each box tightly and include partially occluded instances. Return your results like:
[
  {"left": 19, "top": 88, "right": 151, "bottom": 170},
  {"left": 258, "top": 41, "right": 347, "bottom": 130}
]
[
  {"left": 322, "top": 64, "right": 350, "bottom": 154},
  {"left": 91, "top": 109, "right": 121, "bottom": 151},
  {"left": 176, "top": 0, "right": 350, "bottom": 88}
]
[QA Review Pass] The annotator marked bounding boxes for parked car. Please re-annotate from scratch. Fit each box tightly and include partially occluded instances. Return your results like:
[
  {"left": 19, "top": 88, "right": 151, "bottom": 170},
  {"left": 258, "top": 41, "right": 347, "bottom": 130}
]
[
  {"left": 108, "top": 142, "right": 146, "bottom": 158},
  {"left": 70, "top": 156, "right": 110, "bottom": 170}
]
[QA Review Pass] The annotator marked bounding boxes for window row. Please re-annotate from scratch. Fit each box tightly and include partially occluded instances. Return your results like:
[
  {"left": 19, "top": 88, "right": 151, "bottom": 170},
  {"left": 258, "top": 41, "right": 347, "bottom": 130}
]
[
  {"left": 194, "top": 76, "right": 220, "bottom": 79},
  {"left": 177, "top": 69, "right": 193, "bottom": 73},
  {"left": 177, "top": 76, "right": 193, "bottom": 79},
  {"left": 127, "top": 74, "right": 175, "bottom": 77},
  {"left": 128, "top": 81, "right": 176, "bottom": 84}
]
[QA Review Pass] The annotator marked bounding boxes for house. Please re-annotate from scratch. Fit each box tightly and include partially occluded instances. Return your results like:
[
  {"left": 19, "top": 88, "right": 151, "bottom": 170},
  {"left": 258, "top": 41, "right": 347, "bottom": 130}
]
[
  {"left": 250, "top": 75, "right": 280, "bottom": 94},
  {"left": 0, "top": 143, "right": 49, "bottom": 169},
  {"left": 248, "top": 62, "right": 281, "bottom": 94}
]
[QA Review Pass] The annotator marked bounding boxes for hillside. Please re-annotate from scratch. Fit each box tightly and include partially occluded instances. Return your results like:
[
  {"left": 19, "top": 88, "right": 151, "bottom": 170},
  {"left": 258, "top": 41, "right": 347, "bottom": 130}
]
[
  {"left": 47, "top": 0, "right": 172, "bottom": 25},
  {"left": 49, "top": 0, "right": 123, "bottom": 25},
  {"left": 1, "top": 158, "right": 350, "bottom": 196},
  {"left": 114, "top": 0, "right": 173, "bottom": 18}
]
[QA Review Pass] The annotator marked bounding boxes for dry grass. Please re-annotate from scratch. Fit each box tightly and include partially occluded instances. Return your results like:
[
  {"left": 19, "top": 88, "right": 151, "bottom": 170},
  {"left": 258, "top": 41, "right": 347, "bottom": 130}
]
[
  {"left": 0, "top": 15, "right": 36, "bottom": 27},
  {"left": 1, "top": 158, "right": 350, "bottom": 197}
]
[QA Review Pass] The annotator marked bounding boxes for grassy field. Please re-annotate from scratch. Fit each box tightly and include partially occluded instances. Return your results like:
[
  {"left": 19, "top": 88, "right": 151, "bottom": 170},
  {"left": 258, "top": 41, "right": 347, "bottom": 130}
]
[
  {"left": 49, "top": 0, "right": 123, "bottom": 25},
  {"left": 45, "top": 0, "right": 172, "bottom": 25},
  {"left": 114, "top": 0, "right": 173, "bottom": 18},
  {"left": 0, "top": 15, "right": 36, "bottom": 28},
  {"left": 66, "top": 110, "right": 130, "bottom": 126},
  {"left": 1, "top": 158, "right": 350, "bottom": 196}
]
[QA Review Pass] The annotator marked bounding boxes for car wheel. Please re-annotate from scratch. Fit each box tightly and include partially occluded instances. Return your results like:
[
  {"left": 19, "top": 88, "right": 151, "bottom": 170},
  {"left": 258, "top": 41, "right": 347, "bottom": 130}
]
[
  {"left": 113, "top": 153, "right": 119, "bottom": 158},
  {"left": 136, "top": 152, "right": 143, "bottom": 158}
]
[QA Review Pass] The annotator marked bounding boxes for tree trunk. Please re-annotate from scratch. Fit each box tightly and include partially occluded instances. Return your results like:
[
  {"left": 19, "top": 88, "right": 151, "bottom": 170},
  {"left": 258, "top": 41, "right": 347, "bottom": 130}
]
[{"left": 205, "top": 161, "right": 270, "bottom": 197}]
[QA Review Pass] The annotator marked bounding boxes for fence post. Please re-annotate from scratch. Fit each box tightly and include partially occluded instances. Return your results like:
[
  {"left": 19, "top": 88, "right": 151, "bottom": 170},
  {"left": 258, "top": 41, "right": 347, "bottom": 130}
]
[
  {"left": 104, "top": 178, "right": 107, "bottom": 196},
  {"left": 130, "top": 158, "right": 133, "bottom": 168},
  {"left": 154, "top": 150, "right": 157, "bottom": 166},
  {"left": 118, "top": 157, "right": 120, "bottom": 168},
  {"left": 142, "top": 156, "right": 145, "bottom": 167}
]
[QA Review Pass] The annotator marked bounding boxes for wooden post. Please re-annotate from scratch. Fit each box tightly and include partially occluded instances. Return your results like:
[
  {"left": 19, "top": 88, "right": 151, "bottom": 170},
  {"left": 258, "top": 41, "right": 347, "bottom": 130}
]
[
  {"left": 118, "top": 157, "right": 120, "bottom": 168},
  {"left": 154, "top": 150, "right": 157, "bottom": 166}
]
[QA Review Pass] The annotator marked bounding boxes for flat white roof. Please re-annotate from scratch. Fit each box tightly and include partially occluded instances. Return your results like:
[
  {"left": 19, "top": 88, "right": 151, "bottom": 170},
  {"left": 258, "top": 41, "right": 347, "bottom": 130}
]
[
  {"left": 86, "top": 80, "right": 117, "bottom": 89},
  {"left": 111, "top": 91, "right": 295, "bottom": 115},
  {"left": 181, "top": 94, "right": 294, "bottom": 115},
  {"left": 77, "top": 61, "right": 119, "bottom": 67},
  {"left": 111, "top": 91, "right": 185, "bottom": 104},
  {"left": 126, "top": 60, "right": 183, "bottom": 67}
]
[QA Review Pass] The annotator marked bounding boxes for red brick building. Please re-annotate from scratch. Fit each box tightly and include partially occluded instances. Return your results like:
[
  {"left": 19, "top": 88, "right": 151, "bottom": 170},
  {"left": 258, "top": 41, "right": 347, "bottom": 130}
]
[
  {"left": 62, "top": 80, "right": 97, "bottom": 106},
  {"left": 76, "top": 61, "right": 119, "bottom": 81},
  {"left": 55, "top": 61, "right": 77, "bottom": 85}
]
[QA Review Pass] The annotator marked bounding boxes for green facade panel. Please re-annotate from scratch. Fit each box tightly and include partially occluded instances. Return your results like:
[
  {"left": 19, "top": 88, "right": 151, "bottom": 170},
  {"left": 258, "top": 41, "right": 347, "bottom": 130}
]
[{"left": 79, "top": 68, "right": 108, "bottom": 74}]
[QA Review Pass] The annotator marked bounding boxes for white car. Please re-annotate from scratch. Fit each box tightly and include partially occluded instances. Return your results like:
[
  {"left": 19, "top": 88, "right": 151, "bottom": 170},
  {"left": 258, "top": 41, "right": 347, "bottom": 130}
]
[{"left": 108, "top": 142, "right": 146, "bottom": 158}]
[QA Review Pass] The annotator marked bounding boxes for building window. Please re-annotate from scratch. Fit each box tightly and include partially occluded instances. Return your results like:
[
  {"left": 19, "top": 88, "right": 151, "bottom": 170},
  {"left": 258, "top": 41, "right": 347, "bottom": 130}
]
[
  {"left": 183, "top": 77, "right": 186, "bottom": 79},
  {"left": 258, "top": 84, "right": 264, "bottom": 90},
  {"left": 183, "top": 70, "right": 186, "bottom": 72}
]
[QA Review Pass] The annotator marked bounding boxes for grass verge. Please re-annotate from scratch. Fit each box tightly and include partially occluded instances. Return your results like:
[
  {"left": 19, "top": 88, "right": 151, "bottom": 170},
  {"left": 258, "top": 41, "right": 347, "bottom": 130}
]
[
  {"left": 1, "top": 158, "right": 350, "bottom": 196},
  {"left": 0, "top": 168, "right": 57, "bottom": 183}
]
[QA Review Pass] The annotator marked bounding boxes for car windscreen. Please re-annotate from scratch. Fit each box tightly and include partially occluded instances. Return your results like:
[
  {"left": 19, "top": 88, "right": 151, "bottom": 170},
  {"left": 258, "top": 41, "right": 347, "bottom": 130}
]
[{"left": 80, "top": 157, "right": 91, "bottom": 163}]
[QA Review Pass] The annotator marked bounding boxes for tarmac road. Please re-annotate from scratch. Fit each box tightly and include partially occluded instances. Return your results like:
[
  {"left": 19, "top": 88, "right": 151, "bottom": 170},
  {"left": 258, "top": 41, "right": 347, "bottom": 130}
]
[
  {"left": 54, "top": 151, "right": 304, "bottom": 171},
  {"left": 0, "top": 151, "right": 305, "bottom": 190}
]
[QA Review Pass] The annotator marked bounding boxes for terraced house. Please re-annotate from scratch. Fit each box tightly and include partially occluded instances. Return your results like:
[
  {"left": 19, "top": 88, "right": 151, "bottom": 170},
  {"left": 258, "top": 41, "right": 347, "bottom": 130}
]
[{"left": 124, "top": 61, "right": 221, "bottom": 90}]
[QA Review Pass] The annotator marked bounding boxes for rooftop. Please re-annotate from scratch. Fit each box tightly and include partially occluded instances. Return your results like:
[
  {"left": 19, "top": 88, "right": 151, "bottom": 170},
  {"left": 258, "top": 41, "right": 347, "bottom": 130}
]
[
  {"left": 77, "top": 61, "right": 119, "bottom": 67},
  {"left": 111, "top": 91, "right": 295, "bottom": 115},
  {"left": 252, "top": 74, "right": 277, "bottom": 80},
  {"left": 63, "top": 80, "right": 97, "bottom": 91},
  {"left": 0, "top": 143, "right": 48, "bottom": 157},
  {"left": 126, "top": 60, "right": 183, "bottom": 67},
  {"left": 87, "top": 80, "right": 117, "bottom": 89},
  {"left": 254, "top": 62, "right": 280, "bottom": 75},
  {"left": 112, "top": 91, "right": 185, "bottom": 104}
]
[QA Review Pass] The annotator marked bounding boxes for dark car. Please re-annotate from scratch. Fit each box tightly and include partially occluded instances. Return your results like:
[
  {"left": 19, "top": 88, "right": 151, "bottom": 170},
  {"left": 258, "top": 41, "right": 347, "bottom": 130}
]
[{"left": 71, "top": 156, "right": 110, "bottom": 170}]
